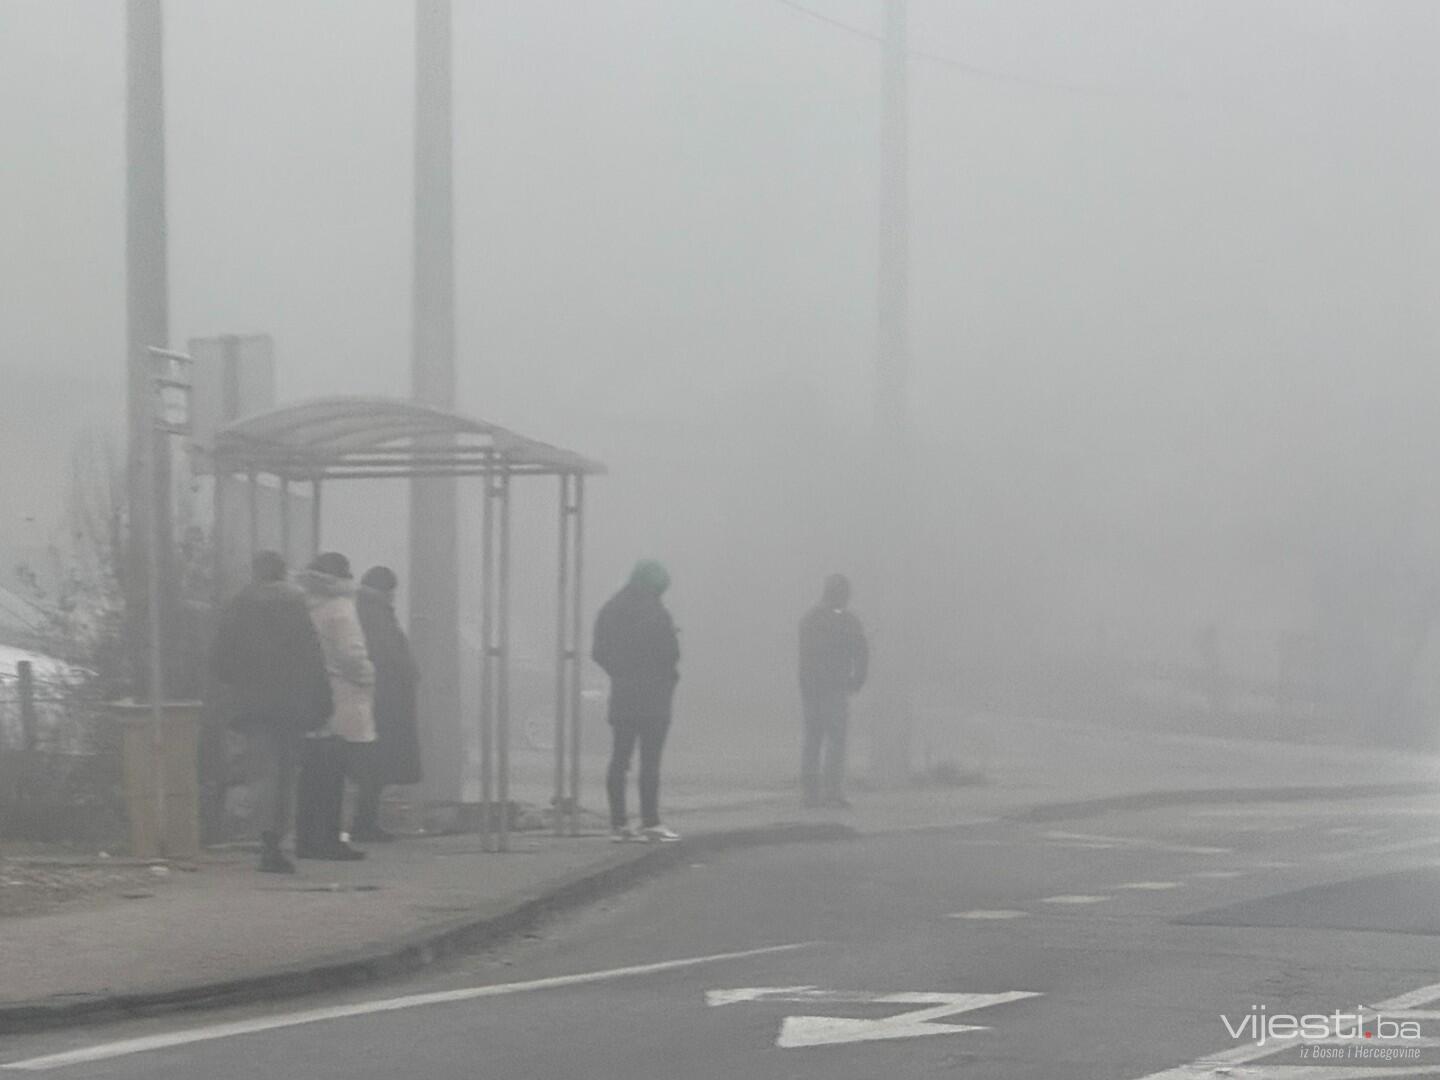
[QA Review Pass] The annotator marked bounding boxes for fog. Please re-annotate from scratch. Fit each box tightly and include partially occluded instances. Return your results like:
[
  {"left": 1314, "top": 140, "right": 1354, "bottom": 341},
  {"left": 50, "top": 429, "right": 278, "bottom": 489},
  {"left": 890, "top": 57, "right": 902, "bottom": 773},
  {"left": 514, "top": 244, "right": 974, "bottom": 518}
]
[{"left": 6, "top": 1, "right": 1440, "bottom": 767}]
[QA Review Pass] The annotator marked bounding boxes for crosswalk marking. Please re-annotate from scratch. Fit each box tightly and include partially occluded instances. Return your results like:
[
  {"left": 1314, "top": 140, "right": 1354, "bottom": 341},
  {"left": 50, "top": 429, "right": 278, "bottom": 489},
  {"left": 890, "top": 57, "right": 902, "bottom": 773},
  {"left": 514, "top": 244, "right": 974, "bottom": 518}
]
[{"left": 1115, "top": 881, "right": 1182, "bottom": 891}]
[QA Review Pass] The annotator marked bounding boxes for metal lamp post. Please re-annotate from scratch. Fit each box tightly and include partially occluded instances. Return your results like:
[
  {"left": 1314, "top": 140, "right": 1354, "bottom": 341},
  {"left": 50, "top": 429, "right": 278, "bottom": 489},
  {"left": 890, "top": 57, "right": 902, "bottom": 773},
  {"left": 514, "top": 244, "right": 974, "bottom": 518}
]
[{"left": 145, "top": 346, "right": 192, "bottom": 856}]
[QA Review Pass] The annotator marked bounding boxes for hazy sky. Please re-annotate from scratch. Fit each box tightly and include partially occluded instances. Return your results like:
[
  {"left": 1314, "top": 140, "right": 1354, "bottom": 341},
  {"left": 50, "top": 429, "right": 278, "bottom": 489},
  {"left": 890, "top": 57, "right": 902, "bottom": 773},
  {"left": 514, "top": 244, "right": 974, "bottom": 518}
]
[{"left": 4, "top": 1, "right": 1440, "bottom": 690}]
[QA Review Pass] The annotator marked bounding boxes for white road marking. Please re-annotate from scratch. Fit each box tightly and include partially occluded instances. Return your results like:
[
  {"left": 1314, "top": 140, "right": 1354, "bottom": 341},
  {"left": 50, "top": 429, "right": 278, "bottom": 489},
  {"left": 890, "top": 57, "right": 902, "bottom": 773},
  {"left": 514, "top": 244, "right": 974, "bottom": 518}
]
[
  {"left": 1115, "top": 881, "right": 1183, "bottom": 891},
  {"left": 1129, "top": 978, "right": 1440, "bottom": 1078},
  {"left": 2, "top": 942, "right": 818, "bottom": 1072},
  {"left": 1190, "top": 870, "right": 1246, "bottom": 879},
  {"left": 1048, "top": 841, "right": 1123, "bottom": 850},
  {"left": 1135, "top": 1061, "right": 1440, "bottom": 1078},
  {"left": 1318, "top": 836, "right": 1440, "bottom": 862},
  {"left": 947, "top": 910, "right": 1029, "bottom": 920},
  {"left": 1048, "top": 835, "right": 1134, "bottom": 852},
  {"left": 706, "top": 986, "right": 1041, "bottom": 1048},
  {"left": 1041, "top": 831, "right": 1231, "bottom": 856},
  {"left": 1374, "top": 980, "right": 1440, "bottom": 1010},
  {"left": 1040, "top": 894, "right": 1111, "bottom": 905},
  {"left": 1196, "top": 805, "right": 1440, "bottom": 819}
]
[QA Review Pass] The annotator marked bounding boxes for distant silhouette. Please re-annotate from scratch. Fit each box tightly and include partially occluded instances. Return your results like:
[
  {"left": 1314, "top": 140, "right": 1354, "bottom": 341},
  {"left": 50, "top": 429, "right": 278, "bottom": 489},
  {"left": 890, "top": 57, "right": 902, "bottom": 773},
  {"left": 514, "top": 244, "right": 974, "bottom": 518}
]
[{"left": 798, "top": 573, "right": 869, "bottom": 808}]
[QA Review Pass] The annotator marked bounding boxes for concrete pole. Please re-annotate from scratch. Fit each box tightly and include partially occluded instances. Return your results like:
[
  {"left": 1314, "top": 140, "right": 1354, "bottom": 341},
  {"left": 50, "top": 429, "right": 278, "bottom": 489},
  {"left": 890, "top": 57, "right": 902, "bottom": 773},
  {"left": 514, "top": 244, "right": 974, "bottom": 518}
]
[
  {"left": 409, "top": 0, "right": 464, "bottom": 803},
  {"left": 870, "top": 0, "right": 915, "bottom": 787},
  {"left": 125, "top": 0, "right": 172, "bottom": 700}
]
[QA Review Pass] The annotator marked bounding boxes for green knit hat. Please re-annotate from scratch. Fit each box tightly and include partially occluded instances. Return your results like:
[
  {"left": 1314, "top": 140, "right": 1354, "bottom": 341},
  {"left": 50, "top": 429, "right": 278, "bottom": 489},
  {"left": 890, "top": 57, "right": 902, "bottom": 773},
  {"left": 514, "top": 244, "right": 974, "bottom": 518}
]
[{"left": 629, "top": 559, "right": 671, "bottom": 594}]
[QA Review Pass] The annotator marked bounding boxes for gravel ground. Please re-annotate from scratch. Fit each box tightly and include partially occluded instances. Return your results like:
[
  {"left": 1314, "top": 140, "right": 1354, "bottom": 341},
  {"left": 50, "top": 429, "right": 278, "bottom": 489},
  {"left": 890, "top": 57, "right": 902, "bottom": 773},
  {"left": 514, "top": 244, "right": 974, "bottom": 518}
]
[{"left": 0, "top": 857, "right": 175, "bottom": 918}]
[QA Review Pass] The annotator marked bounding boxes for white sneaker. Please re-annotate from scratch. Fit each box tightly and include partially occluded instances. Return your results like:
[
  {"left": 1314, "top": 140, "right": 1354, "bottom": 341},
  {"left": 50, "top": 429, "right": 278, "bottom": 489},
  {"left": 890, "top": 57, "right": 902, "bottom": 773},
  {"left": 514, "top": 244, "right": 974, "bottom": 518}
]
[
  {"left": 610, "top": 826, "right": 638, "bottom": 843},
  {"left": 640, "top": 825, "right": 681, "bottom": 843}
]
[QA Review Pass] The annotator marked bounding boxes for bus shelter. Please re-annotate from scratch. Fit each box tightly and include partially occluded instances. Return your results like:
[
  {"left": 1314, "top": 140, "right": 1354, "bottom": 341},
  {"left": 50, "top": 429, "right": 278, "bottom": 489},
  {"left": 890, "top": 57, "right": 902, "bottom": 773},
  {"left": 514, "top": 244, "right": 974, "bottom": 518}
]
[{"left": 207, "top": 396, "right": 603, "bottom": 849}]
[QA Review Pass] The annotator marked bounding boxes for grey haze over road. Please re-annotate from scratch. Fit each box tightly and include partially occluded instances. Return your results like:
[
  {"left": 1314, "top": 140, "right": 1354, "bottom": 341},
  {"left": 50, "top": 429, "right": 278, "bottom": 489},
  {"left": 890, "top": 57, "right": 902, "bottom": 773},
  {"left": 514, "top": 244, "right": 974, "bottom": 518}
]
[{"left": 11, "top": 795, "right": 1440, "bottom": 1078}]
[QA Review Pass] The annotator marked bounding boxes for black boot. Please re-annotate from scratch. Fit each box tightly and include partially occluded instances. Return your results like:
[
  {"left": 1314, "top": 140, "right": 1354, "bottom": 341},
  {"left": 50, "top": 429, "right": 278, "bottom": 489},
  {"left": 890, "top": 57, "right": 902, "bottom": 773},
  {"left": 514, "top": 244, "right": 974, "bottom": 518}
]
[{"left": 259, "top": 831, "right": 296, "bottom": 874}]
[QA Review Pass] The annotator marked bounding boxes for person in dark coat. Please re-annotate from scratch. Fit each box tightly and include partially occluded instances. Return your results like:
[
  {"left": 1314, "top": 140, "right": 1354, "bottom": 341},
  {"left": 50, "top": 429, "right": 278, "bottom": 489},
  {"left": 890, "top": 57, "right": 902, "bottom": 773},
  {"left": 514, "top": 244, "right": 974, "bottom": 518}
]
[
  {"left": 593, "top": 560, "right": 681, "bottom": 842},
  {"left": 798, "top": 573, "right": 869, "bottom": 808},
  {"left": 352, "top": 566, "right": 421, "bottom": 841},
  {"left": 210, "top": 551, "right": 333, "bottom": 873}
]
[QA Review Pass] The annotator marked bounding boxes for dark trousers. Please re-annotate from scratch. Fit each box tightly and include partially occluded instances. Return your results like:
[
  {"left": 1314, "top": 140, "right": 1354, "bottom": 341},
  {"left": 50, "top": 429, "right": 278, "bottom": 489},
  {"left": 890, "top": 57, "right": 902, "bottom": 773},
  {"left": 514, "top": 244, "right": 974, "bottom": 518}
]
[
  {"left": 606, "top": 715, "right": 670, "bottom": 828},
  {"left": 296, "top": 736, "right": 350, "bottom": 852},
  {"left": 247, "top": 724, "right": 298, "bottom": 839},
  {"left": 352, "top": 746, "right": 383, "bottom": 833},
  {"left": 801, "top": 693, "right": 849, "bottom": 803}
]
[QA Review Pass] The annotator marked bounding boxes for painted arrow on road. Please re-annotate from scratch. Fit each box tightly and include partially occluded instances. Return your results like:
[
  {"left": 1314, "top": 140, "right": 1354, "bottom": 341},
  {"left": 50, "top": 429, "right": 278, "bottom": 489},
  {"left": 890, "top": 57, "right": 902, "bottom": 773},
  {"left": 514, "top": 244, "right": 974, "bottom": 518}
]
[{"left": 706, "top": 986, "right": 1041, "bottom": 1048}]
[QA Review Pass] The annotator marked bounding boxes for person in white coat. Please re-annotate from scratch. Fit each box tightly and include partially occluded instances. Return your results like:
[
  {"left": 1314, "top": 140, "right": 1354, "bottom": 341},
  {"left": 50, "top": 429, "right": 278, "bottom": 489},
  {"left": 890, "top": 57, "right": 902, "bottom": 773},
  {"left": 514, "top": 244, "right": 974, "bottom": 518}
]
[{"left": 294, "top": 552, "right": 375, "bottom": 859}]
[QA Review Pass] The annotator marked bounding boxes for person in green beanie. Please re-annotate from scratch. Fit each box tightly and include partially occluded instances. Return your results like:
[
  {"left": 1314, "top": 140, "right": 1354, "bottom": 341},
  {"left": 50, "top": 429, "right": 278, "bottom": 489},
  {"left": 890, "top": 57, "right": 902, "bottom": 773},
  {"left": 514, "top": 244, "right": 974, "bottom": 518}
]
[{"left": 592, "top": 559, "right": 681, "bottom": 842}]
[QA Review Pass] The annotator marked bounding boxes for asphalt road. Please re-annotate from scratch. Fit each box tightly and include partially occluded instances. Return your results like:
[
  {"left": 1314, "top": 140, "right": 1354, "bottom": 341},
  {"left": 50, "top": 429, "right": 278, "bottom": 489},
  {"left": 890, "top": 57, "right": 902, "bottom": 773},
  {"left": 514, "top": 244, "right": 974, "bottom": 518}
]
[{"left": 11, "top": 794, "right": 1440, "bottom": 1079}]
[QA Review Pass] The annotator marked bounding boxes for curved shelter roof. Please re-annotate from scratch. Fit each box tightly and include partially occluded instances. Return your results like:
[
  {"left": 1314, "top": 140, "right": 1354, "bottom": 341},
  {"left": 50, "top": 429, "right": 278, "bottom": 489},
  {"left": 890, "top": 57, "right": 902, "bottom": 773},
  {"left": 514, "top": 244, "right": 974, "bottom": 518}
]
[{"left": 210, "top": 396, "right": 603, "bottom": 481}]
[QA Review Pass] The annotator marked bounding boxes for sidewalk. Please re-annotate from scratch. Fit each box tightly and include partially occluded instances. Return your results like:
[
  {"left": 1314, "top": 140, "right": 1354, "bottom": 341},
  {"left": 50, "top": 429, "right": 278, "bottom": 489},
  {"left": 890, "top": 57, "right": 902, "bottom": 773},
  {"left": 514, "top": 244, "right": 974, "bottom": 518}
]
[{"left": 1, "top": 714, "right": 1437, "bottom": 1033}]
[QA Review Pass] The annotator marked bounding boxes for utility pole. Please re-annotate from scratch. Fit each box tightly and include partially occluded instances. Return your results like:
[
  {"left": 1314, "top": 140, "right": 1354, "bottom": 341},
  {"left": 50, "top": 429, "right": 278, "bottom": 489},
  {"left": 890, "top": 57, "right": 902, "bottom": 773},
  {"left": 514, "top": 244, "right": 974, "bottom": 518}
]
[
  {"left": 409, "top": 0, "right": 464, "bottom": 803},
  {"left": 871, "top": 0, "right": 914, "bottom": 786},
  {"left": 125, "top": 0, "right": 172, "bottom": 699}
]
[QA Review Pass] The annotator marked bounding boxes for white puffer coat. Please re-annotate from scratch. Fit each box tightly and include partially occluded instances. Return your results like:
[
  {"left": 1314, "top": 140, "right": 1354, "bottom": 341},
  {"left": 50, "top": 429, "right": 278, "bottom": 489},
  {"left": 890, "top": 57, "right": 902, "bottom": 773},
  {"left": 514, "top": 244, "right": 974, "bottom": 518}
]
[{"left": 295, "top": 569, "right": 376, "bottom": 743}]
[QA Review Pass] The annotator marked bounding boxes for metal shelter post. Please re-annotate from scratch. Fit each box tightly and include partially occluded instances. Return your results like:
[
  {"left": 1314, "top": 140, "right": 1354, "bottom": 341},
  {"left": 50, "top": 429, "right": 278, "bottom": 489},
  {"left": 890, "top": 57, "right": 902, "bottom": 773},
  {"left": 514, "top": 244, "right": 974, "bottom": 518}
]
[
  {"left": 564, "top": 472, "right": 581, "bottom": 835},
  {"left": 310, "top": 477, "right": 323, "bottom": 559},
  {"left": 211, "top": 471, "right": 225, "bottom": 606},
  {"left": 478, "top": 460, "right": 495, "bottom": 852},
  {"left": 495, "top": 465, "right": 513, "bottom": 853},
  {"left": 551, "top": 470, "right": 586, "bottom": 836},
  {"left": 567, "top": 474, "right": 586, "bottom": 835},
  {"left": 279, "top": 476, "right": 291, "bottom": 561},
  {"left": 552, "top": 473, "right": 571, "bottom": 836},
  {"left": 246, "top": 470, "right": 259, "bottom": 560}
]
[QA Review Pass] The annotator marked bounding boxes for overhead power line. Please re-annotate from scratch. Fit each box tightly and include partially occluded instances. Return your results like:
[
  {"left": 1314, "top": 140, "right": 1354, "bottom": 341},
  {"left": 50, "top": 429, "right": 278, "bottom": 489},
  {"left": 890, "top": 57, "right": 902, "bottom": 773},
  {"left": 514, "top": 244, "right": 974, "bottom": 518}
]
[
  {"left": 769, "top": 0, "right": 1156, "bottom": 99},
  {"left": 772, "top": 0, "right": 879, "bottom": 43}
]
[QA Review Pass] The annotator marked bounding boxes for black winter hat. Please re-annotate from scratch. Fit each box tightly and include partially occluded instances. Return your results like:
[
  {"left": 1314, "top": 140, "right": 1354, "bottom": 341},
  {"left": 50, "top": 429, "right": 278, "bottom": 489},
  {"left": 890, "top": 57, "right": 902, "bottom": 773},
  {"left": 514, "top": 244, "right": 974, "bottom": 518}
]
[{"left": 361, "top": 565, "right": 398, "bottom": 591}]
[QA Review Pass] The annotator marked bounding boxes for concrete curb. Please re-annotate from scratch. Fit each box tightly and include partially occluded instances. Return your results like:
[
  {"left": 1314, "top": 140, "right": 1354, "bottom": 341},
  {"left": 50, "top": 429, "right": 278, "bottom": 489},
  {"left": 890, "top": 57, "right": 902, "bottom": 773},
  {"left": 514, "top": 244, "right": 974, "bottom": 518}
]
[
  {"left": 1001, "top": 780, "right": 1439, "bottom": 824},
  {"left": 0, "top": 821, "right": 852, "bottom": 1037}
]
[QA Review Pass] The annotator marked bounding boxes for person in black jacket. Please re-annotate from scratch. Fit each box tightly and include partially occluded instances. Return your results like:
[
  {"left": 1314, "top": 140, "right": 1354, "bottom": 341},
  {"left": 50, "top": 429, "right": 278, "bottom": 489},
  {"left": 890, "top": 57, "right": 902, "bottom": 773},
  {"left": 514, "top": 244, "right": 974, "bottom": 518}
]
[
  {"left": 210, "top": 551, "right": 333, "bottom": 872},
  {"left": 352, "top": 566, "right": 421, "bottom": 841},
  {"left": 798, "top": 573, "right": 869, "bottom": 808},
  {"left": 593, "top": 560, "right": 680, "bottom": 842}
]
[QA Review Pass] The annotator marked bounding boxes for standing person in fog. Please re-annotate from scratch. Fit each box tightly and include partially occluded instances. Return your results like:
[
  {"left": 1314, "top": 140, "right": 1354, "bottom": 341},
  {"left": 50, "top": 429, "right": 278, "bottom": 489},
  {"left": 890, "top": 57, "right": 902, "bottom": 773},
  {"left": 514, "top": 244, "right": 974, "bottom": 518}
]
[
  {"left": 210, "top": 551, "right": 333, "bottom": 873},
  {"left": 294, "top": 552, "right": 373, "bottom": 860},
  {"left": 352, "top": 566, "right": 421, "bottom": 841},
  {"left": 798, "top": 573, "right": 869, "bottom": 808},
  {"left": 593, "top": 560, "right": 681, "bottom": 842}
]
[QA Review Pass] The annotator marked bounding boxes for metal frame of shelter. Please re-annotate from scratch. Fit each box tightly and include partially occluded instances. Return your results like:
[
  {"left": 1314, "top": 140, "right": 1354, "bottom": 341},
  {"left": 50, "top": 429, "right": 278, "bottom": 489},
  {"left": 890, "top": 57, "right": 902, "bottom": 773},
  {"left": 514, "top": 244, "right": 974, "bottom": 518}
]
[{"left": 207, "top": 396, "right": 604, "bottom": 850}]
